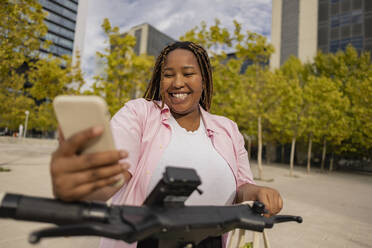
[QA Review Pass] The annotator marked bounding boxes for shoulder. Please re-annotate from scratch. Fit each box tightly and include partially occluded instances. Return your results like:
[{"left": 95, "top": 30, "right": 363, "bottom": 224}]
[
  {"left": 115, "top": 98, "right": 160, "bottom": 117},
  {"left": 123, "top": 98, "right": 155, "bottom": 110},
  {"left": 203, "top": 111, "right": 240, "bottom": 136}
]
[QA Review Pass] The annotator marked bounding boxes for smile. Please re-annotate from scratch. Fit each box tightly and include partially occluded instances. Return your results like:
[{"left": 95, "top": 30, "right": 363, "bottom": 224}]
[{"left": 169, "top": 93, "right": 190, "bottom": 100}]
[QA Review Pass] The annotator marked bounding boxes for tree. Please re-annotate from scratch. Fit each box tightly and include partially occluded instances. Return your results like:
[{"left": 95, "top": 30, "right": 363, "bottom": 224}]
[
  {"left": 270, "top": 57, "right": 306, "bottom": 176},
  {"left": 0, "top": 0, "right": 48, "bottom": 131},
  {"left": 312, "top": 46, "right": 371, "bottom": 161},
  {"left": 26, "top": 55, "right": 85, "bottom": 133},
  {"left": 92, "top": 18, "right": 154, "bottom": 116},
  {"left": 302, "top": 75, "right": 350, "bottom": 172},
  {"left": 181, "top": 19, "right": 276, "bottom": 180}
]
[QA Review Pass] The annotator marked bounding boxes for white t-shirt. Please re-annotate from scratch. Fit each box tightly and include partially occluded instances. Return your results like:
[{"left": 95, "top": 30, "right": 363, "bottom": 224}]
[{"left": 146, "top": 115, "right": 236, "bottom": 205}]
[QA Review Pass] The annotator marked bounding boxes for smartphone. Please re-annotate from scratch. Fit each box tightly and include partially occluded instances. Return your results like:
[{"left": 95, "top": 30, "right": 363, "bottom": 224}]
[{"left": 53, "top": 95, "right": 116, "bottom": 154}]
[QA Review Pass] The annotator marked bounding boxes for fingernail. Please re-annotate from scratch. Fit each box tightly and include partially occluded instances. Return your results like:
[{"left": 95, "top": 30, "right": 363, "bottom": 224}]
[
  {"left": 120, "top": 162, "right": 129, "bottom": 170},
  {"left": 111, "top": 174, "right": 125, "bottom": 187},
  {"left": 92, "top": 126, "right": 103, "bottom": 135},
  {"left": 119, "top": 150, "right": 128, "bottom": 158}
]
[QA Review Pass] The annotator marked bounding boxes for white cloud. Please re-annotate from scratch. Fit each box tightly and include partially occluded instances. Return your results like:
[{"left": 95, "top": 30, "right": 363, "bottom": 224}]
[{"left": 80, "top": 0, "right": 272, "bottom": 87}]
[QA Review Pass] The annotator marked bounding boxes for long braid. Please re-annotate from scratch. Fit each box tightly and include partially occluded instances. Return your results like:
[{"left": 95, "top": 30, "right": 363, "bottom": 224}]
[{"left": 143, "top": 41, "right": 213, "bottom": 111}]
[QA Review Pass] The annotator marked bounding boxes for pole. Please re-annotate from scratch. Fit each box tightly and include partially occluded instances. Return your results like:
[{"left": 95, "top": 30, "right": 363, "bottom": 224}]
[{"left": 24, "top": 110, "right": 29, "bottom": 138}]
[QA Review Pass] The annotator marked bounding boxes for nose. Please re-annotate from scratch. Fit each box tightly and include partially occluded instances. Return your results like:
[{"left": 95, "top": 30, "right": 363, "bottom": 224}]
[{"left": 173, "top": 74, "right": 185, "bottom": 88}]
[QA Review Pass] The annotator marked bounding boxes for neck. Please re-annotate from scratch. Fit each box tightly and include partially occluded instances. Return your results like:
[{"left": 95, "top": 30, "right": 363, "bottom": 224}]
[{"left": 171, "top": 108, "right": 201, "bottom": 132}]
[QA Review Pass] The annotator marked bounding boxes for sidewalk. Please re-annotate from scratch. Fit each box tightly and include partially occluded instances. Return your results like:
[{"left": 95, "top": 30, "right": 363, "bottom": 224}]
[{"left": 0, "top": 141, "right": 371, "bottom": 248}]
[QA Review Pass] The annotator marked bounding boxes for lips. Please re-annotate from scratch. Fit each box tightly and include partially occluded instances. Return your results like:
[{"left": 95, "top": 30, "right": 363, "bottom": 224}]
[{"left": 169, "top": 92, "right": 190, "bottom": 101}]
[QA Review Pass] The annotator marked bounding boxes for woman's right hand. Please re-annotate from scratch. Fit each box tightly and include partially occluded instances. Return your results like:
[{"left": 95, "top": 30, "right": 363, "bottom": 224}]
[{"left": 50, "top": 126, "right": 130, "bottom": 202}]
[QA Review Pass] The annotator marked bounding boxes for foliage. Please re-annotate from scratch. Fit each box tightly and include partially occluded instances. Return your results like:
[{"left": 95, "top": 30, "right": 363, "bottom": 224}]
[
  {"left": 91, "top": 18, "right": 154, "bottom": 116},
  {"left": 0, "top": 0, "right": 47, "bottom": 130},
  {"left": 312, "top": 46, "right": 371, "bottom": 155},
  {"left": 27, "top": 55, "right": 85, "bottom": 132}
]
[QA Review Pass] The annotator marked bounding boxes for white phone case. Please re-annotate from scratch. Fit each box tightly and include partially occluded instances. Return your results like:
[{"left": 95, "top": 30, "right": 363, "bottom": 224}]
[{"left": 53, "top": 95, "right": 116, "bottom": 154}]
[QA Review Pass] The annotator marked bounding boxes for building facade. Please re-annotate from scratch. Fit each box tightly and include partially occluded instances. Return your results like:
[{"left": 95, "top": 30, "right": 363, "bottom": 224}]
[
  {"left": 271, "top": 0, "right": 372, "bottom": 68},
  {"left": 125, "top": 23, "right": 175, "bottom": 57},
  {"left": 38, "top": 0, "right": 79, "bottom": 58}
]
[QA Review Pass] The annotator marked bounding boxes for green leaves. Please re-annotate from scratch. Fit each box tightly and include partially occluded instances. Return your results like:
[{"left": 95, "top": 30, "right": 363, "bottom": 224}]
[{"left": 91, "top": 19, "right": 154, "bottom": 116}]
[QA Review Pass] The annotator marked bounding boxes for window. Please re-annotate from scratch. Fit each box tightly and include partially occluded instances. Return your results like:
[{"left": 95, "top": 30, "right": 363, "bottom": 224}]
[
  {"left": 58, "top": 0, "right": 78, "bottom": 11},
  {"left": 341, "top": 0, "right": 351, "bottom": 13},
  {"left": 39, "top": 0, "right": 77, "bottom": 20},
  {"left": 331, "top": 27, "right": 339, "bottom": 40},
  {"left": 319, "top": 2, "right": 329, "bottom": 21},
  {"left": 351, "top": 36, "right": 363, "bottom": 50},
  {"left": 340, "top": 38, "right": 351, "bottom": 50},
  {"left": 45, "top": 44, "right": 72, "bottom": 56},
  {"left": 331, "top": 16, "right": 340, "bottom": 27},
  {"left": 339, "top": 13, "right": 351, "bottom": 26},
  {"left": 45, "top": 11, "right": 76, "bottom": 30},
  {"left": 318, "top": 26, "right": 329, "bottom": 46},
  {"left": 330, "top": 40, "right": 340, "bottom": 52},
  {"left": 352, "top": 0, "right": 362, "bottom": 10},
  {"left": 45, "top": 20, "right": 75, "bottom": 40},
  {"left": 45, "top": 33, "right": 74, "bottom": 49},
  {"left": 352, "top": 23, "right": 362, "bottom": 36},
  {"left": 341, "top": 25, "right": 351, "bottom": 38},
  {"left": 351, "top": 10, "right": 362, "bottom": 24}
]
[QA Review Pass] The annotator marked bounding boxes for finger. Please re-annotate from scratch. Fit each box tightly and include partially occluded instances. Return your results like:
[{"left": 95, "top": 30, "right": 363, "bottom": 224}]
[
  {"left": 64, "top": 150, "right": 128, "bottom": 173},
  {"left": 57, "top": 126, "right": 65, "bottom": 144},
  {"left": 257, "top": 193, "right": 270, "bottom": 217},
  {"left": 72, "top": 162, "right": 129, "bottom": 186},
  {"left": 58, "top": 126, "right": 104, "bottom": 156},
  {"left": 60, "top": 174, "right": 124, "bottom": 202},
  {"left": 269, "top": 193, "right": 279, "bottom": 216},
  {"left": 265, "top": 193, "right": 274, "bottom": 217},
  {"left": 278, "top": 194, "right": 283, "bottom": 212}
]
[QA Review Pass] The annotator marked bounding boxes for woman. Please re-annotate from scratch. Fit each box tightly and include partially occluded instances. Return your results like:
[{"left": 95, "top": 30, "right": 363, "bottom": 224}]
[{"left": 50, "top": 41, "right": 282, "bottom": 248}]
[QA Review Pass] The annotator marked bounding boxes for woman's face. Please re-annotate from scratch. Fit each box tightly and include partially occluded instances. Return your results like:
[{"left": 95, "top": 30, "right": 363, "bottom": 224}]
[{"left": 161, "top": 48, "right": 203, "bottom": 117}]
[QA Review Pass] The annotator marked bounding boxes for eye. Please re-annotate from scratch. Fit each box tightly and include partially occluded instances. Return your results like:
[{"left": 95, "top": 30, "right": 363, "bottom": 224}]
[
  {"left": 163, "top": 74, "right": 174, "bottom": 78},
  {"left": 184, "top": 73, "right": 195, "bottom": 77}
]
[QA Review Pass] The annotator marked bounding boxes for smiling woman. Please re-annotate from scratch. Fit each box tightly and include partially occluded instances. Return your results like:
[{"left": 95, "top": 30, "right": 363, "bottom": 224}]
[
  {"left": 49, "top": 41, "right": 283, "bottom": 248},
  {"left": 162, "top": 49, "right": 204, "bottom": 122}
]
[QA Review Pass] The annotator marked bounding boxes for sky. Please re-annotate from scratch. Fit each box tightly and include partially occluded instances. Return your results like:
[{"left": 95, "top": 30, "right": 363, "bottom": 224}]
[{"left": 79, "top": 0, "right": 272, "bottom": 86}]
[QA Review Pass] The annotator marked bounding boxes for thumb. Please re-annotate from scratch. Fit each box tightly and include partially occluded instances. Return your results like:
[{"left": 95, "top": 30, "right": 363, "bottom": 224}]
[{"left": 57, "top": 126, "right": 65, "bottom": 144}]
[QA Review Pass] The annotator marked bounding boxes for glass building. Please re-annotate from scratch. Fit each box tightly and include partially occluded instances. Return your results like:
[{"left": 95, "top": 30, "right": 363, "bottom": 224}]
[
  {"left": 270, "top": 0, "right": 372, "bottom": 68},
  {"left": 318, "top": 0, "right": 372, "bottom": 53},
  {"left": 38, "top": 0, "right": 79, "bottom": 57}
]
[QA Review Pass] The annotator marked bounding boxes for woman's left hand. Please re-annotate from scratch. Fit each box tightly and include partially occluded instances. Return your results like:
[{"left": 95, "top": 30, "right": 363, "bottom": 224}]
[{"left": 236, "top": 184, "right": 283, "bottom": 217}]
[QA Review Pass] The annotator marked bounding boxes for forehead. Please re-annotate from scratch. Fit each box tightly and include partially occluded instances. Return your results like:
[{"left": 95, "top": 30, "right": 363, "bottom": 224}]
[{"left": 164, "top": 48, "right": 199, "bottom": 68}]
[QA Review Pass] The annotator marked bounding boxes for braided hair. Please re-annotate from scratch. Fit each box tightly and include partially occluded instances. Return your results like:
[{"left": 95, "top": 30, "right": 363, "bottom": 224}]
[{"left": 143, "top": 41, "right": 213, "bottom": 111}]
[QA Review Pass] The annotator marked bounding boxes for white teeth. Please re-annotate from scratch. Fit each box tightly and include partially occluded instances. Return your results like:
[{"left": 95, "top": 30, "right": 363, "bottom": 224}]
[{"left": 172, "top": 93, "right": 188, "bottom": 100}]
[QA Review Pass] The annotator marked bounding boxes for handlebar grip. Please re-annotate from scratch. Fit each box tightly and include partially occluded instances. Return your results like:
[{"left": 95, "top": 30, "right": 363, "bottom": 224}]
[{"left": 0, "top": 193, "right": 109, "bottom": 225}]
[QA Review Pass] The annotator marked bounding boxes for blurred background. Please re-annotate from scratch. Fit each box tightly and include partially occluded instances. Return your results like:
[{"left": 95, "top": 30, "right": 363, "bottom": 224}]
[{"left": 0, "top": 0, "right": 372, "bottom": 247}]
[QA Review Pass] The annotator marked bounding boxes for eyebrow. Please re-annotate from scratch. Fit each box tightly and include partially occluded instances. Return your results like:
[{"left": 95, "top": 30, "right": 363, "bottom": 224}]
[{"left": 164, "top": 66, "right": 195, "bottom": 70}]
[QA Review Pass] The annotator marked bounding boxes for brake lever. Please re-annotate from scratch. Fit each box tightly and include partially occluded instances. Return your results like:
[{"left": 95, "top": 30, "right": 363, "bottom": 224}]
[{"left": 29, "top": 223, "right": 133, "bottom": 244}]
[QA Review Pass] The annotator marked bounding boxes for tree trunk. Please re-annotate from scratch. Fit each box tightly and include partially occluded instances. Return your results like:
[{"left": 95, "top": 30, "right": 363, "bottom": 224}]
[
  {"left": 329, "top": 153, "right": 334, "bottom": 172},
  {"left": 289, "top": 136, "right": 296, "bottom": 177},
  {"left": 281, "top": 144, "right": 285, "bottom": 163},
  {"left": 257, "top": 116, "right": 263, "bottom": 179},
  {"left": 307, "top": 134, "right": 312, "bottom": 174},
  {"left": 321, "top": 139, "right": 327, "bottom": 171}
]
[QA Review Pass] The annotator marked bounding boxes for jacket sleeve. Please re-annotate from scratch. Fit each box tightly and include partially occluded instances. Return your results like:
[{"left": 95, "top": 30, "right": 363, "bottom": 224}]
[
  {"left": 232, "top": 122, "right": 256, "bottom": 187},
  {"left": 110, "top": 99, "right": 147, "bottom": 176}
]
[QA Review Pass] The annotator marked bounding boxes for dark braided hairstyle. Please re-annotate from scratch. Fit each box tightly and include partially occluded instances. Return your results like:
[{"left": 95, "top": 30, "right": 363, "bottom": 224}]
[{"left": 143, "top": 41, "right": 213, "bottom": 111}]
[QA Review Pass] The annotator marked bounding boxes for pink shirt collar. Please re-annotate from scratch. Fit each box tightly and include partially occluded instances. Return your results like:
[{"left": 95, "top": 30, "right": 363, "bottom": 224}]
[{"left": 156, "top": 101, "right": 216, "bottom": 137}]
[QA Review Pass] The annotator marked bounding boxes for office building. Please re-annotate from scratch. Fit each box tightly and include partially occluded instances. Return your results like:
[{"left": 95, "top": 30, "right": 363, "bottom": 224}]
[
  {"left": 271, "top": 0, "right": 372, "bottom": 68},
  {"left": 125, "top": 23, "right": 175, "bottom": 57},
  {"left": 38, "top": 0, "right": 79, "bottom": 57}
]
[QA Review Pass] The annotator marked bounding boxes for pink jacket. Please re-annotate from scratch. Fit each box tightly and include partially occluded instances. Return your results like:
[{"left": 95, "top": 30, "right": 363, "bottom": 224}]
[{"left": 100, "top": 98, "right": 255, "bottom": 248}]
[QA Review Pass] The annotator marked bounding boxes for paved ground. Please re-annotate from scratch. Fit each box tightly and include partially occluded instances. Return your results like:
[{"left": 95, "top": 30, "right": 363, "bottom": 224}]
[{"left": 0, "top": 138, "right": 371, "bottom": 248}]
